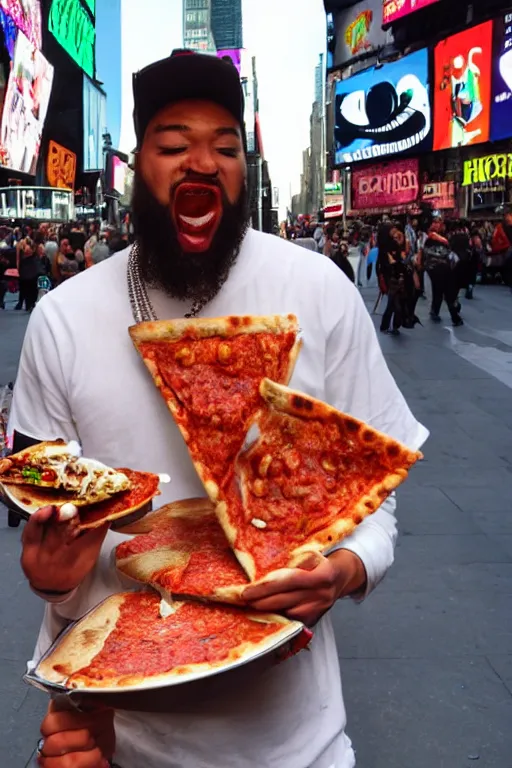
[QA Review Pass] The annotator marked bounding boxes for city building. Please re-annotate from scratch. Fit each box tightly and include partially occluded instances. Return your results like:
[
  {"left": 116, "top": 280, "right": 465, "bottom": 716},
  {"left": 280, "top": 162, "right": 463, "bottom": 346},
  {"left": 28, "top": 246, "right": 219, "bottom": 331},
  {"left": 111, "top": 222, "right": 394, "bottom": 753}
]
[
  {"left": 211, "top": 0, "right": 243, "bottom": 50},
  {"left": 183, "top": 0, "right": 215, "bottom": 53}
]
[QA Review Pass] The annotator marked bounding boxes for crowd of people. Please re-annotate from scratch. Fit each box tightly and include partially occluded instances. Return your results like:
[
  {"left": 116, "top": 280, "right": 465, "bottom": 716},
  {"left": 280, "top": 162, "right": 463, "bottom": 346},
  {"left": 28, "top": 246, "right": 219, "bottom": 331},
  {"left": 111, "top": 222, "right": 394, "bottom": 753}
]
[
  {"left": 0, "top": 221, "right": 130, "bottom": 312},
  {"left": 282, "top": 209, "right": 512, "bottom": 335}
]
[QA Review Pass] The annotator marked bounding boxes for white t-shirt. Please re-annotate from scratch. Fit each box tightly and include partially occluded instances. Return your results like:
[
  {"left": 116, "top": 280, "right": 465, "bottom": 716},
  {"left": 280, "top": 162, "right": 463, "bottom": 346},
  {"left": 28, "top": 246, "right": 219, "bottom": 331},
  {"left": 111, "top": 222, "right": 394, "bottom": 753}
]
[{"left": 11, "top": 228, "right": 428, "bottom": 768}]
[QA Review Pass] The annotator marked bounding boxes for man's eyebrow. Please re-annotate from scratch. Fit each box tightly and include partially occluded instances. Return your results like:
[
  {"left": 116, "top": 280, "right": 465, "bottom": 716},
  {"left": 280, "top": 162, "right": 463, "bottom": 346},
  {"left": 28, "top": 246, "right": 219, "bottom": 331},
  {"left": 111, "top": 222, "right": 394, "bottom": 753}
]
[
  {"left": 215, "top": 127, "right": 241, "bottom": 139},
  {"left": 153, "top": 124, "right": 191, "bottom": 134}
]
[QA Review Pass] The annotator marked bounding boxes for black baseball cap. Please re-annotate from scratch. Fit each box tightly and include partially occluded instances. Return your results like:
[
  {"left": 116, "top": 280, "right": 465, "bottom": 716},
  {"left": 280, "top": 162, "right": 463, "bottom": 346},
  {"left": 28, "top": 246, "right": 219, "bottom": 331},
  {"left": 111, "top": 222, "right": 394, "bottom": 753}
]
[{"left": 133, "top": 49, "right": 246, "bottom": 150}]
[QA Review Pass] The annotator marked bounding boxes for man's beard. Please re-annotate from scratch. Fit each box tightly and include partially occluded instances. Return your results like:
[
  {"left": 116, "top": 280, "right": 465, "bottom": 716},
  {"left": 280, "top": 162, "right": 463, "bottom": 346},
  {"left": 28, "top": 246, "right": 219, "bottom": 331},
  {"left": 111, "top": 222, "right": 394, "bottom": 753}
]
[{"left": 131, "top": 173, "right": 249, "bottom": 304}]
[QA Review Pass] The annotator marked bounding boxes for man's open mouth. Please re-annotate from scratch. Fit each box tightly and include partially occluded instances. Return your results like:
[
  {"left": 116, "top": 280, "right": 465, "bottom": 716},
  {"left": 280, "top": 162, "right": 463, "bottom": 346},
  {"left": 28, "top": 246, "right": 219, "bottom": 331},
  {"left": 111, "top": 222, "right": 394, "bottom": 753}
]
[{"left": 173, "top": 183, "right": 222, "bottom": 252}]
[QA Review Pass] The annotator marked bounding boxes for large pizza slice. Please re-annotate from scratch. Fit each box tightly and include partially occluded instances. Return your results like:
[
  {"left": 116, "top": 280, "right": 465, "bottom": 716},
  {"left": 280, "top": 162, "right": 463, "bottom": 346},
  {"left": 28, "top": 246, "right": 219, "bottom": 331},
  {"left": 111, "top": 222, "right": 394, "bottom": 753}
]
[
  {"left": 129, "top": 315, "right": 300, "bottom": 501},
  {"left": 115, "top": 498, "right": 249, "bottom": 604},
  {"left": 35, "top": 592, "right": 303, "bottom": 691},
  {"left": 216, "top": 379, "right": 423, "bottom": 582},
  {"left": 0, "top": 441, "right": 131, "bottom": 504}
]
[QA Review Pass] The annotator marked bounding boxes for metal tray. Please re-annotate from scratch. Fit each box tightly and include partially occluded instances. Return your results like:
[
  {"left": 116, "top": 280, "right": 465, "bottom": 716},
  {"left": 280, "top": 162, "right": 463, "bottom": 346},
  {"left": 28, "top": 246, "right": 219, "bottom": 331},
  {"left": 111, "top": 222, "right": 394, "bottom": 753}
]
[{"left": 24, "top": 594, "right": 306, "bottom": 711}]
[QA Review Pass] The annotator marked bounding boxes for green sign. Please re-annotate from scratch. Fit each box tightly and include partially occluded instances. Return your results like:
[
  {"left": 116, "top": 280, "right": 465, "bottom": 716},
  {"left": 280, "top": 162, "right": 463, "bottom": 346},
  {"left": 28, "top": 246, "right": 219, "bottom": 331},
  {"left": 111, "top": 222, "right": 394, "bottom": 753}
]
[
  {"left": 462, "top": 153, "right": 512, "bottom": 186},
  {"left": 49, "top": 0, "right": 95, "bottom": 79},
  {"left": 325, "top": 182, "right": 342, "bottom": 194}
]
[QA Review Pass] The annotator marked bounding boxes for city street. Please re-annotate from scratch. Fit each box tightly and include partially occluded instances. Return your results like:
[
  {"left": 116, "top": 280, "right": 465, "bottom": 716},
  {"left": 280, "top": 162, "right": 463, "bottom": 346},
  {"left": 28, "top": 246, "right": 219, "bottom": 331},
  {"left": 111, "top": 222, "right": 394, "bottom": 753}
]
[{"left": 1, "top": 281, "right": 511, "bottom": 768}]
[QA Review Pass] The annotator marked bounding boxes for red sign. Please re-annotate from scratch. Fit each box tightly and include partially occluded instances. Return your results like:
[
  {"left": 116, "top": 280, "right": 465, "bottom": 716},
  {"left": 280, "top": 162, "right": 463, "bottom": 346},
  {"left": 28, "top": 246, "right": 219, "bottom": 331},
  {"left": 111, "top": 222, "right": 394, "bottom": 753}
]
[
  {"left": 433, "top": 22, "right": 493, "bottom": 151},
  {"left": 383, "top": 0, "right": 439, "bottom": 25},
  {"left": 421, "top": 181, "right": 455, "bottom": 209},
  {"left": 351, "top": 159, "right": 419, "bottom": 211}
]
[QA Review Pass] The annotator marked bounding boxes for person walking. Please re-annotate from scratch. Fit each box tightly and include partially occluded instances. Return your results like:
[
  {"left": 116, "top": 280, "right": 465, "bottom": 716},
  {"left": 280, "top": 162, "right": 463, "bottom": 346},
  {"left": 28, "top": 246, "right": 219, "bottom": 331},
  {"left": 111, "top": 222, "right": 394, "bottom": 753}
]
[
  {"left": 420, "top": 219, "right": 463, "bottom": 326},
  {"left": 378, "top": 224, "right": 408, "bottom": 335},
  {"left": 15, "top": 237, "right": 40, "bottom": 312},
  {"left": 53, "top": 237, "right": 79, "bottom": 284}
]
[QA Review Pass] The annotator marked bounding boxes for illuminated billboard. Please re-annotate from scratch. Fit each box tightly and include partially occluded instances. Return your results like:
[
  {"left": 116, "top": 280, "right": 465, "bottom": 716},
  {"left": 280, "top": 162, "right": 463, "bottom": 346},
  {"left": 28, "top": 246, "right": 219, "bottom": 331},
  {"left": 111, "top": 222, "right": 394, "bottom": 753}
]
[
  {"left": 0, "top": 0, "right": 41, "bottom": 49},
  {"left": 46, "top": 140, "right": 76, "bottom": 189},
  {"left": 334, "top": 48, "right": 431, "bottom": 165},
  {"left": 433, "top": 21, "right": 493, "bottom": 150},
  {"left": 48, "top": 0, "right": 95, "bottom": 78},
  {"left": 333, "top": 0, "right": 392, "bottom": 68},
  {"left": 491, "top": 13, "right": 512, "bottom": 142},
  {"left": 383, "top": 0, "right": 439, "bottom": 26},
  {"left": 216, "top": 48, "right": 241, "bottom": 75},
  {"left": 0, "top": 31, "right": 53, "bottom": 174},
  {"left": 83, "top": 76, "right": 106, "bottom": 171}
]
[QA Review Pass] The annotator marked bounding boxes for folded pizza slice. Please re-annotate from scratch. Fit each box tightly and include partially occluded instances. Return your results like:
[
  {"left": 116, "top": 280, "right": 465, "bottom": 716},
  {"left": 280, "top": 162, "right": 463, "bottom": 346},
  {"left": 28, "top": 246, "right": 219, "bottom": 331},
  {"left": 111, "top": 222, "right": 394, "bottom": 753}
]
[
  {"left": 36, "top": 592, "right": 303, "bottom": 691},
  {"left": 116, "top": 498, "right": 249, "bottom": 604},
  {"left": 4, "top": 466, "right": 161, "bottom": 530},
  {"left": 129, "top": 315, "right": 300, "bottom": 502},
  {"left": 0, "top": 440, "right": 131, "bottom": 504},
  {"left": 216, "top": 379, "right": 423, "bottom": 582}
]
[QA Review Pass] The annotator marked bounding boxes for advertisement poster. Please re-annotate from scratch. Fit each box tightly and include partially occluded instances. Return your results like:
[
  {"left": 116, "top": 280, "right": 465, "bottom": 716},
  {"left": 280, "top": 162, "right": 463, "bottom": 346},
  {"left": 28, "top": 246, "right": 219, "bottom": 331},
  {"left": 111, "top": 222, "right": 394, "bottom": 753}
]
[
  {"left": 112, "top": 154, "right": 128, "bottom": 195},
  {"left": 0, "top": 31, "right": 53, "bottom": 174},
  {"left": 0, "top": 0, "right": 41, "bottom": 50},
  {"left": 49, "top": 0, "right": 95, "bottom": 79},
  {"left": 333, "top": 0, "right": 392, "bottom": 68},
  {"left": 352, "top": 158, "right": 419, "bottom": 210},
  {"left": 334, "top": 48, "right": 431, "bottom": 165},
  {"left": 83, "top": 75, "right": 106, "bottom": 171},
  {"left": 383, "top": 0, "right": 439, "bottom": 26},
  {"left": 433, "top": 21, "right": 493, "bottom": 151},
  {"left": 491, "top": 13, "right": 512, "bottom": 141},
  {"left": 46, "top": 139, "right": 76, "bottom": 189},
  {"left": 421, "top": 181, "right": 455, "bottom": 209}
]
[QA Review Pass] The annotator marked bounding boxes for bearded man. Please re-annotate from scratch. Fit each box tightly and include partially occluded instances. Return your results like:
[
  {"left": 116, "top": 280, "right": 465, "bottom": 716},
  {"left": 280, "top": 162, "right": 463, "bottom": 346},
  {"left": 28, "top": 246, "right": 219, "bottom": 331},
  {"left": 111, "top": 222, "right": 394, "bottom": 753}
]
[{"left": 13, "top": 52, "right": 427, "bottom": 768}]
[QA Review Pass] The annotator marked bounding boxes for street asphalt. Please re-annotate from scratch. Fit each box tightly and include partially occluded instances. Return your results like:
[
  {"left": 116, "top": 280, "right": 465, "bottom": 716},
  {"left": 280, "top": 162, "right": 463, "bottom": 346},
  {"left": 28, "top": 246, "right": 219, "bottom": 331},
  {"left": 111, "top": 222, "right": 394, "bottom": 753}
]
[{"left": 0, "top": 277, "right": 511, "bottom": 768}]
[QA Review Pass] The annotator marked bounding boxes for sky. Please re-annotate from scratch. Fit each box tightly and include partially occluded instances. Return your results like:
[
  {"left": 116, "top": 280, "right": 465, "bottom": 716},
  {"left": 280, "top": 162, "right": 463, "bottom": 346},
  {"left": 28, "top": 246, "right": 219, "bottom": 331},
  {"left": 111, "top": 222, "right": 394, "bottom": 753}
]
[{"left": 119, "top": 0, "right": 326, "bottom": 216}]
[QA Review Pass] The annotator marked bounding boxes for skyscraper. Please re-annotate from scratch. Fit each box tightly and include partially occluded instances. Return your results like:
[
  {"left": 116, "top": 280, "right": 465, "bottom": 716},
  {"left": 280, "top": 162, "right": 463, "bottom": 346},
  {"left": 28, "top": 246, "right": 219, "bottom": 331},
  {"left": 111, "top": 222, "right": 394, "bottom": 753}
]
[
  {"left": 210, "top": 0, "right": 243, "bottom": 50},
  {"left": 183, "top": 0, "right": 215, "bottom": 53}
]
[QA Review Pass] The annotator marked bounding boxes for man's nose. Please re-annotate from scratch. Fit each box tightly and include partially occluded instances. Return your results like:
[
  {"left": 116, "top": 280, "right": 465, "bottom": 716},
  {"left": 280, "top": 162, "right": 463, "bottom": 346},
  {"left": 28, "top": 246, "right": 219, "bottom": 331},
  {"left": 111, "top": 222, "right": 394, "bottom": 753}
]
[{"left": 185, "top": 144, "right": 219, "bottom": 177}]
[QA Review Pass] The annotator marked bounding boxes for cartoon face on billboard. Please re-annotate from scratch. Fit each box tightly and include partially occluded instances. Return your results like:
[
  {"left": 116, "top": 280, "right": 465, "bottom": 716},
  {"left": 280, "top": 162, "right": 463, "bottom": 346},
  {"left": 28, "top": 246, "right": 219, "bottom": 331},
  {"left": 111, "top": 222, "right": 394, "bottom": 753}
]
[
  {"left": 433, "top": 21, "right": 493, "bottom": 150},
  {"left": 334, "top": 49, "right": 431, "bottom": 165}
]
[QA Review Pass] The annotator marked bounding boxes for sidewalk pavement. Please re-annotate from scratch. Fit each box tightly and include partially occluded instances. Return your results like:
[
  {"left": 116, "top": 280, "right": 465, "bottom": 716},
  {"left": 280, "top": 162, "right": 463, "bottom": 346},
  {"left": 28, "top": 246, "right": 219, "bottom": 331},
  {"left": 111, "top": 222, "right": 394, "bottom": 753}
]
[{"left": 0, "top": 282, "right": 511, "bottom": 767}]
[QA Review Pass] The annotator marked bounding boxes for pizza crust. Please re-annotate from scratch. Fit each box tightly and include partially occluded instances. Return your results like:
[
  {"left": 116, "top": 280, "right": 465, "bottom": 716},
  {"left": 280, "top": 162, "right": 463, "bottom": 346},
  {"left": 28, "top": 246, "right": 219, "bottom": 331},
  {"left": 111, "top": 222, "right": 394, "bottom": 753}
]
[
  {"left": 118, "top": 497, "right": 214, "bottom": 535},
  {"left": 35, "top": 594, "right": 303, "bottom": 691},
  {"left": 37, "top": 594, "right": 124, "bottom": 685},
  {"left": 129, "top": 315, "right": 299, "bottom": 344}
]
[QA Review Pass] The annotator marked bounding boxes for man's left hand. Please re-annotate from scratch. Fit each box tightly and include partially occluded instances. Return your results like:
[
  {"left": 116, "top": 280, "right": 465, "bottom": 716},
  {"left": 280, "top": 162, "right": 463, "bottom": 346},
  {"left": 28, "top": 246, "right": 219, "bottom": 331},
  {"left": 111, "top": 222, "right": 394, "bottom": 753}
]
[{"left": 243, "top": 550, "right": 367, "bottom": 627}]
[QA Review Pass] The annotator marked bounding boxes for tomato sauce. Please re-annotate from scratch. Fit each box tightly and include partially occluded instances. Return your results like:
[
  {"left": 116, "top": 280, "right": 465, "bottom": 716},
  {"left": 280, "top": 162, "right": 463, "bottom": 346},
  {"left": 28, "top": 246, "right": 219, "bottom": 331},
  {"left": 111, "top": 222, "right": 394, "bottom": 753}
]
[
  {"left": 70, "top": 593, "right": 283, "bottom": 684},
  {"left": 140, "top": 331, "right": 296, "bottom": 485}
]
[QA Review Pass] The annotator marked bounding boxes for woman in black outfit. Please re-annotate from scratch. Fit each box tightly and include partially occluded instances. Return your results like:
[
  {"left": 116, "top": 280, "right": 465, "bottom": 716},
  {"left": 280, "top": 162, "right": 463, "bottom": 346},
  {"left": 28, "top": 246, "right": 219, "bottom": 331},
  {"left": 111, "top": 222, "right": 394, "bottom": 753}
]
[
  {"left": 15, "top": 238, "right": 41, "bottom": 312},
  {"left": 377, "top": 224, "right": 409, "bottom": 335}
]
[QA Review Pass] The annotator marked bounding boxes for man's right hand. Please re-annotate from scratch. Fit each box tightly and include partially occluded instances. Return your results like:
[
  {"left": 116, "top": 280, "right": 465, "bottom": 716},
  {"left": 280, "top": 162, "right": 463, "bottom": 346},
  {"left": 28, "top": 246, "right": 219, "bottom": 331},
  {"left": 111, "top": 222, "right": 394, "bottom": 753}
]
[
  {"left": 21, "top": 506, "right": 108, "bottom": 595},
  {"left": 38, "top": 700, "right": 115, "bottom": 767}
]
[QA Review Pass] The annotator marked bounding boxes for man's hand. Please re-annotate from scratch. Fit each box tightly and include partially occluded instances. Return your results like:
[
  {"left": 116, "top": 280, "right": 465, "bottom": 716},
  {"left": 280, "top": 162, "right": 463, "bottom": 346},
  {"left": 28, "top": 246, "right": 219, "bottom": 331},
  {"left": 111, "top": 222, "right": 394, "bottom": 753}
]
[
  {"left": 38, "top": 700, "right": 115, "bottom": 767},
  {"left": 243, "top": 550, "right": 367, "bottom": 627},
  {"left": 21, "top": 506, "right": 108, "bottom": 594}
]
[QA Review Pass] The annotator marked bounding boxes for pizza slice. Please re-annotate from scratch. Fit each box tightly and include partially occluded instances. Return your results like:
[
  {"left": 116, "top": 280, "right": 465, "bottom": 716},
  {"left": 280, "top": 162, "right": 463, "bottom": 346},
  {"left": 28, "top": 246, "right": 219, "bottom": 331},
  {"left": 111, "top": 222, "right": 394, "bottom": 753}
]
[
  {"left": 0, "top": 440, "right": 131, "bottom": 504},
  {"left": 4, "top": 466, "right": 161, "bottom": 530},
  {"left": 129, "top": 315, "right": 300, "bottom": 501},
  {"left": 116, "top": 498, "right": 249, "bottom": 604},
  {"left": 35, "top": 592, "right": 304, "bottom": 691},
  {"left": 216, "top": 379, "right": 423, "bottom": 582}
]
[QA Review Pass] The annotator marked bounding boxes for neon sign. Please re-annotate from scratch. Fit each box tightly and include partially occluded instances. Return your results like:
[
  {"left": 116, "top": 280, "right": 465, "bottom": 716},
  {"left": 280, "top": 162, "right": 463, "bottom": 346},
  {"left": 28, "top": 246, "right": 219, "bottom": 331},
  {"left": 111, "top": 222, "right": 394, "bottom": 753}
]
[{"left": 462, "top": 153, "right": 512, "bottom": 186}]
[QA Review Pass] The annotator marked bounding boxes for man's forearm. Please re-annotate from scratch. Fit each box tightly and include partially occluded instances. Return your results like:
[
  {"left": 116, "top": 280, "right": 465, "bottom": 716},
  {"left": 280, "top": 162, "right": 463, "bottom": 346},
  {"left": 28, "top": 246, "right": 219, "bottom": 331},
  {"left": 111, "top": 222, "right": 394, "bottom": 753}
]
[{"left": 328, "top": 548, "right": 367, "bottom": 599}]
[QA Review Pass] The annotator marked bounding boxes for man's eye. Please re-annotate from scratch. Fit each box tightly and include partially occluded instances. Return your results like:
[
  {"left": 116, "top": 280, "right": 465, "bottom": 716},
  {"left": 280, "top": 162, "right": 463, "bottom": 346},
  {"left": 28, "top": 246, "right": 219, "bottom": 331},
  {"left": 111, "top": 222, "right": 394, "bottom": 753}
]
[
  {"left": 218, "top": 148, "right": 239, "bottom": 158},
  {"left": 158, "top": 147, "right": 187, "bottom": 156}
]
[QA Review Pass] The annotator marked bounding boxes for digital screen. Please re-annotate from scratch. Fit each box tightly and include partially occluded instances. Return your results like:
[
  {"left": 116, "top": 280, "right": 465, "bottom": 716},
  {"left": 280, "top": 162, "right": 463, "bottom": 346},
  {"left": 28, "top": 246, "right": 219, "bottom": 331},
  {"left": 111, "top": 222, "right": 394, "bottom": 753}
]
[
  {"left": 48, "top": 0, "right": 95, "bottom": 78},
  {"left": 0, "top": 0, "right": 41, "bottom": 50},
  {"left": 0, "top": 7, "right": 17, "bottom": 60},
  {"left": 216, "top": 48, "right": 241, "bottom": 75},
  {"left": 433, "top": 21, "right": 493, "bottom": 151},
  {"left": 333, "top": 0, "right": 392, "bottom": 68},
  {"left": 491, "top": 13, "right": 512, "bottom": 142},
  {"left": 83, "top": 76, "right": 106, "bottom": 171},
  {"left": 334, "top": 48, "right": 431, "bottom": 165},
  {"left": 83, "top": 0, "right": 95, "bottom": 15},
  {"left": 352, "top": 158, "right": 419, "bottom": 210},
  {"left": 382, "top": 0, "right": 439, "bottom": 26},
  {"left": 112, "top": 155, "right": 127, "bottom": 195},
  {"left": 46, "top": 139, "right": 76, "bottom": 189},
  {"left": 0, "top": 31, "right": 53, "bottom": 174}
]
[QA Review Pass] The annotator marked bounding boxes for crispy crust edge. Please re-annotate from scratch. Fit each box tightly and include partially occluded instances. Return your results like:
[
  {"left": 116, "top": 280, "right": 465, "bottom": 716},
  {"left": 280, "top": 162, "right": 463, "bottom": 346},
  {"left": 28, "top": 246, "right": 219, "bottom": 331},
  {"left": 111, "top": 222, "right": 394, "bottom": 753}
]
[
  {"left": 118, "top": 497, "right": 214, "bottom": 535},
  {"left": 37, "top": 594, "right": 125, "bottom": 685},
  {"left": 129, "top": 314, "right": 299, "bottom": 343},
  {"left": 259, "top": 379, "right": 423, "bottom": 466}
]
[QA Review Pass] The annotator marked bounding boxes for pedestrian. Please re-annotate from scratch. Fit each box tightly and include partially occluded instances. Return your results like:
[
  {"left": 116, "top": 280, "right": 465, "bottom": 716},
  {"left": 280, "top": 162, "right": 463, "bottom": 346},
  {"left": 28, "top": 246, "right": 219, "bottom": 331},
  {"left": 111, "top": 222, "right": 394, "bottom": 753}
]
[
  {"left": 356, "top": 226, "right": 371, "bottom": 287},
  {"left": 15, "top": 237, "right": 40, "bottom": 312},
  {"left": 420, "top": 219, "right": 463, "bottom": 326},
  {"left": 53, "top": 237, "right": 79, "bottom": 284},
  {"left": 490, "top": 207, "right": 512, "bottom": 288},
  {"left": 377, "top": 224, "right": 408, "bottom": 335},
  {"left": 44, "top": 231, "right": 59, "bottom": 270},
  {"left": 13, "top": 50, "right": 426, "bottom": 768},
  {"left": 331, "top": 239, "right": 355, "bottom": 282}
]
